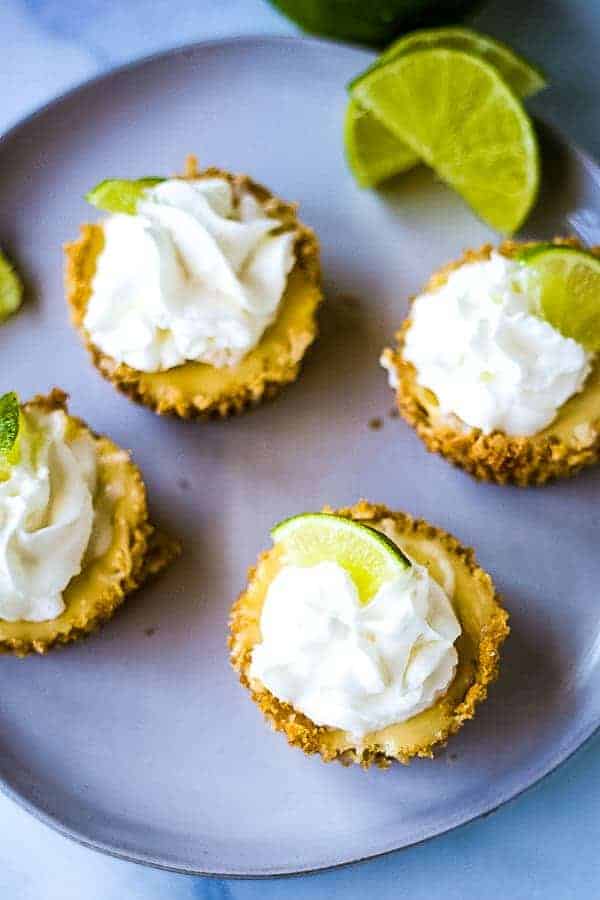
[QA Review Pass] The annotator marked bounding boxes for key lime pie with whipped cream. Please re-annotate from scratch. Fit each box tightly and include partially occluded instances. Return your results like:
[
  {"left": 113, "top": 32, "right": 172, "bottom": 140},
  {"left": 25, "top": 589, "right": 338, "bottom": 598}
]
[
  {"left": 382, "top": 239, "right": 600, "bottom": 485},
  {"left": 66, "top": 156, "right": 322, "bottom": 417},
  {"left": 229, "top": 501, "right": 508, "bottom": 767},
  {"left": 0, "top": 389, "right": 178, "bottom": 655}
]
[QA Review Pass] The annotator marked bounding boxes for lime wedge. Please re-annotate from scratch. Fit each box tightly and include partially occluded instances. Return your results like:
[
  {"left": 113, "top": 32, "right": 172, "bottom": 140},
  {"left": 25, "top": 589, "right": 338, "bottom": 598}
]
[
  {"left": 86, "top": 177, "right": 164, "bottom": 215},
  {"left": 271, "top": 513, "right": 410, "bottom": 605},
  {"left": 0, "top": 251, "right": 23, "bottom": 323},
  {"left": 351, "top": 48, "right": 539, "bottom": 233},
  {"left": 345, "top": 99, "right": 419, "bottom": 187},
  {"left": 356, "top": 26, "right": 546, "bottom": 98},
  {"left": 520, "top": 245, "right": 600, "bottom": 351},
  {"left": 0, "top": 391, "right": 22, "bottom": 480},
  {"left": 346, "top": 28, "right": 544, "bottom": 191}
]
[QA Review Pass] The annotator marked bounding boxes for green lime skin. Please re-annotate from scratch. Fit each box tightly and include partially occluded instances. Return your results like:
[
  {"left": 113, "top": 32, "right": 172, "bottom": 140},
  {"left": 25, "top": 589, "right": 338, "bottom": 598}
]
[{"left": 268, "top": 0, "right": 482, "bottom": 46}]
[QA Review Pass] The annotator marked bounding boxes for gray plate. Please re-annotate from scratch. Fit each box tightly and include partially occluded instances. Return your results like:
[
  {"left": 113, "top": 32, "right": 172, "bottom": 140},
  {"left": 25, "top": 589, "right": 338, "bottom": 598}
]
[{"left": 1, "top": 35, "right": 599, "bottom": 878}]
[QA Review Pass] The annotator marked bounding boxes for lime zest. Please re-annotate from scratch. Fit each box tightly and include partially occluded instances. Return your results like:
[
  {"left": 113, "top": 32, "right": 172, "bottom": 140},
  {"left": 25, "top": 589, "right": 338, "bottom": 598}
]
[
  {"left": 86, "top": 177, "right": 165, "bottom": 215},
  {"left": 0, "top": 251, "right": 24, "bottom": 323},
  {"left": 519, "top": 245, "right": 600, "bottom": 350},
  {"left": 351, "top": 47, "right": 539, "bottom": 233},
  {"left": 271, "top": 512, "right": 410, "bottom": 605}
]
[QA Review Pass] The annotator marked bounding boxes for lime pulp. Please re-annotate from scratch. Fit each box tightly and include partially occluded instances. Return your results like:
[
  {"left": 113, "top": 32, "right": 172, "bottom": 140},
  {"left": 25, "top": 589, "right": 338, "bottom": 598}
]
[
  {"left": 86, "top": 177, "right": 164, "bottom": 215},
  {"left": 520, "top": 245, "right": 600, "bottom": 351},
  {"left": 271, "top": 512, "right": 410, "bottom": 605},
  {"left": 351, "top": 47, "right": 539, "bottom": 233},
  {"left": 345, "top": 26, "right": 545, "bottom": 190}
]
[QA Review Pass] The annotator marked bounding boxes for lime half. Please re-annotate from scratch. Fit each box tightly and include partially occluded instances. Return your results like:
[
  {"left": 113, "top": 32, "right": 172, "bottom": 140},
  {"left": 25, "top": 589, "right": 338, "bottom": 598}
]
[
  {"left": 345, "top": 99, "right": 418, "bottom": 187},
  {"left": 520, "top": 246, "right": 600, "bottom": 351},
  {"left": 351, "top": 48, "right": 539, "bottom": 233},
  {"left": 86, "top": 177, "right": 164, "bottom": 215},
  {"left": 346, "top": 27, "right": 544, "bottom": 190},
  {"left": 0, "top": 251, "right": 23, "bottom": 323},
  {"left": 271, "top": 513, "right": 410, "bottom": 605}
]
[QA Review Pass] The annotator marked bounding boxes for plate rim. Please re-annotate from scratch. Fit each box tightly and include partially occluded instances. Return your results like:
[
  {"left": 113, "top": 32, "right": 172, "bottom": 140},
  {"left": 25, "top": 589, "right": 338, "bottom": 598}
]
[{"left": 1, "top": 31, "right": 599, "bottom": 879}]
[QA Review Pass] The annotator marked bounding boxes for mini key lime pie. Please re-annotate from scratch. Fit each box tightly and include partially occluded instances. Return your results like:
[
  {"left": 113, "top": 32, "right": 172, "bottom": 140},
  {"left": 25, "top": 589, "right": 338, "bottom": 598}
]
[
  {"left": 65, "top": 157, "right": 322, "bottom": 418},
  {"left": 0, "top": 389, "right": 179, "bottom": 656},
  {"left": 229, "top": 501, "right": 509, "bottom": 767},
  {"left": 382, "top": 239, "right": 600, "bottom": 485}
]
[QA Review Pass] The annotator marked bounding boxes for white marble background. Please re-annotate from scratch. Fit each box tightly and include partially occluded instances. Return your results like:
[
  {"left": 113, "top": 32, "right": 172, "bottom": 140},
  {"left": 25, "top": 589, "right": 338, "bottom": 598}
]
[{"left": 1, "top": 1, "right": 600, "bottom": 898}]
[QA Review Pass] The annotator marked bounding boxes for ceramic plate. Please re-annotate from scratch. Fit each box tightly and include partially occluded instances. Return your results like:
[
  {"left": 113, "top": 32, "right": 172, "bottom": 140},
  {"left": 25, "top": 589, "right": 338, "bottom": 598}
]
[{"left": 1, "top": 35, "right": 599, "bottom": 878}]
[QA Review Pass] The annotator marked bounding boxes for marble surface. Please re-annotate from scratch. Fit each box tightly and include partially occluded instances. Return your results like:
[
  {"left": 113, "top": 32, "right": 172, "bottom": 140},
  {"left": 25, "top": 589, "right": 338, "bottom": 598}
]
[{"left": 1, "top": 1, "right": 599, "bottom": 897}]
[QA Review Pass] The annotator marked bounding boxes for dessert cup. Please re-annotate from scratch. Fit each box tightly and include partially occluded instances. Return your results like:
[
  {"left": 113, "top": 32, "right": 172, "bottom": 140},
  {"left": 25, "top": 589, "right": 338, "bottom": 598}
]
[
  {"left": 65, "top": 157, "right": 322, "bottom": 418},
  {"left": 0, "top": 390, "right": 179, "bottom": 656},
  {"left": 382, "top": 239, "right": 600, "bottom": 486},
  {"left": 230, "top": 501, "right": 509, "bottom": 767}
]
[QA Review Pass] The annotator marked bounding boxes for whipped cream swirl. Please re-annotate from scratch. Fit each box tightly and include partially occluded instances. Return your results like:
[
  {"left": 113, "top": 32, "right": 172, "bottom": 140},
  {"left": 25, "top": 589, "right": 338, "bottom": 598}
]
[
  {"left": 0, "top": 408, "right": 107, "bottom": 622},
  {"left": 401, "top": 253, "right": 592, "bottom": 436},
  {"left": 249, "top": 560, "right": 461, "bottom": 738},
  {"left": 84, "top": 177, "right": 297, "bottom": 372}
]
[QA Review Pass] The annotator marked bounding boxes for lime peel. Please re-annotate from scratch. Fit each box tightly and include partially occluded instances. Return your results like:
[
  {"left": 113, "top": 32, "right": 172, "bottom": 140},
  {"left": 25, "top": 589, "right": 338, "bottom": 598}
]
[
  {"left": 86, "top": 177, "right": 165, "bottom": 215},
  {"left": 271, "top": 512, "right": 410, "bottom": 605}
]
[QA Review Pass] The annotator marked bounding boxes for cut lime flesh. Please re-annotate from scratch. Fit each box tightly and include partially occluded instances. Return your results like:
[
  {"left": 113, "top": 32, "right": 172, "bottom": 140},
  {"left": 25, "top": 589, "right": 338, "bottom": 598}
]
[
  {"left": 345, "top": 99, "right": 418, "bottom": 187},
  {"left": 0, "top": 252, "right": 23, "bottom": 323},
  {"left": 520, "top": 246, "right": 600, "bottom": 351},
  {"left": 0, "top": 392, "right": 21, "bottom": 480},
  {"left": 86, "top": 177, "right": 164, "bottom": 215},
  {"left": 351, "top": 48, "right": 539, "bottom": 233},
  {"left": 346, "top": 27, "right": 545, "bottom": 190},
  {"left": 352, "top": 26, "right": 546, "bottom": 97},
  {"left": 271, "top": 513, "right": 410, "bottom": 605}
]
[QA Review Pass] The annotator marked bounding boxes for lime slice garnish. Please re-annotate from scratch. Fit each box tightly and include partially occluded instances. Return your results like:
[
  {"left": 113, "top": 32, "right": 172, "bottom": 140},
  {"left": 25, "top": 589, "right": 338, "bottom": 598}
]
[
  {"left": 351, "top": 48, "right": 539, "bottom": 233},
  {"left": 345, "top": 99, "right": 419, "bottom": 188},
  {"left": 0, "top": 251, "right": 23, "bottom": 323},
  {"left": 86, "top": 177, "right": 164, "bottom": 214},
  {"left": 0, "top": 391, "right": 22, "bottom": 480},
  {"left": 271, "top": 512, "right": 410, "bottom": 605},
  {"left": 519, "top": 245, "right": 600, "bottom": 351},
  {"left": 346, "top": 27, "right": 545, "bottom": 189}
]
